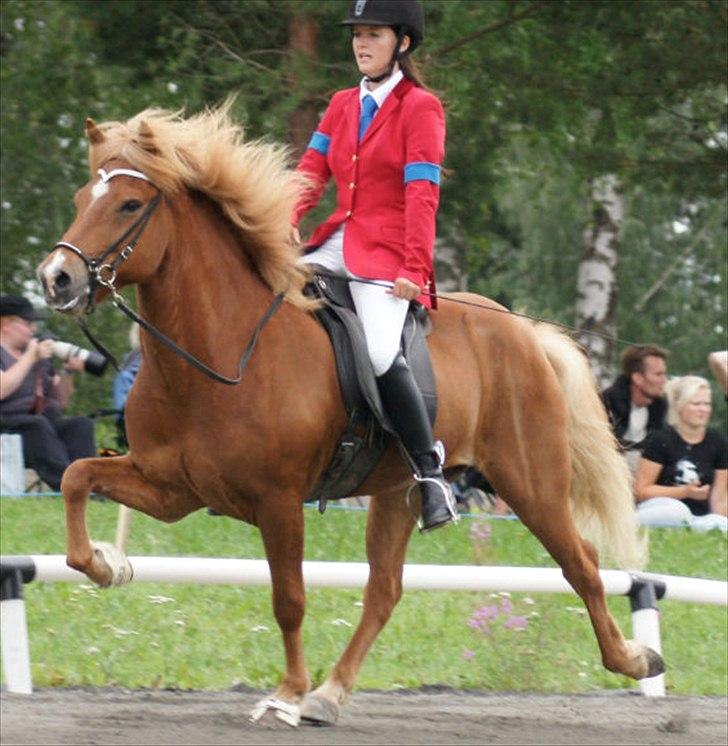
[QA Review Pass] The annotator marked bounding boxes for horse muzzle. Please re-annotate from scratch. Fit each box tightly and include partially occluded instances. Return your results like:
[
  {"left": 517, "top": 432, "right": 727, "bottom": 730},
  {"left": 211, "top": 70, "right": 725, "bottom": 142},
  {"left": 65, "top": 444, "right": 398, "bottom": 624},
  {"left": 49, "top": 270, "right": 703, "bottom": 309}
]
[{"left": 37, "top": 247, "right": 92, "bottom": 315}]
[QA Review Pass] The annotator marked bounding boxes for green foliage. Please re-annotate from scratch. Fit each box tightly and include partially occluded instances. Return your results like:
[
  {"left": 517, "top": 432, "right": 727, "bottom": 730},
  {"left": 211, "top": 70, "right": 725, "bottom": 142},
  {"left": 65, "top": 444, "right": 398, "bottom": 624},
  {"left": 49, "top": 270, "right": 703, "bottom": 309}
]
[
  {"left": 1, "top": 0, "right": 726, "bottom": 415},
  {"left": 0, "top": 499, "right": 725, "bottom": 694}
]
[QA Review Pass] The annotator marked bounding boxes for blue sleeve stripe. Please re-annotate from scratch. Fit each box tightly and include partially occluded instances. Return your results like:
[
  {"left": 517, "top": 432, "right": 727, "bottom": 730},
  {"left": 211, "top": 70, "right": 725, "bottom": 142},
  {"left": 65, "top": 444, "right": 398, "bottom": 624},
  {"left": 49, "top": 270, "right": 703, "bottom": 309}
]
[
  {"left": 404, "top": 162, "right": 441, "bottom": 185},
  {"left": 307, "top": 131, "right": 330, "bottom": 156}
]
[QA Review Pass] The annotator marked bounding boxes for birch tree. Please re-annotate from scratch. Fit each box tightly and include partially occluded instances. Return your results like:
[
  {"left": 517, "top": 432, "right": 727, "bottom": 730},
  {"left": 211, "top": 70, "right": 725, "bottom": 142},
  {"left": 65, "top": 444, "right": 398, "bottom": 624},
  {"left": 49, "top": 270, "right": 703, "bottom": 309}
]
[{"left": 575, "top": 173, "right": 623, "bottom": 387}]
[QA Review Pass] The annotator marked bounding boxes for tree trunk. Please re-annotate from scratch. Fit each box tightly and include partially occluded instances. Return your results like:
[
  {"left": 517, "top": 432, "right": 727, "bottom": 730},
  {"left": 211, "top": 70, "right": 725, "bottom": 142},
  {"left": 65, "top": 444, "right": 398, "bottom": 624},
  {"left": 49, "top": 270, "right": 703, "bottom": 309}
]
[
  {"left": 575, "top": 173, "right": 622, "bottom": 388},
  {"left": 287, "top": 13, "right": 320, "bottom": 158}
]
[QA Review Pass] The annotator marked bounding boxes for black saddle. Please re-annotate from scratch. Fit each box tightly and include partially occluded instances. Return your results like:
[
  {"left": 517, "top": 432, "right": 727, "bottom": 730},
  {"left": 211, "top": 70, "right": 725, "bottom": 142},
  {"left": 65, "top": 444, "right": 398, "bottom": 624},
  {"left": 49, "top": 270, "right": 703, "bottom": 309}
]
[{"left": 304, "top": 267, "right": 437, "bottom": 511}]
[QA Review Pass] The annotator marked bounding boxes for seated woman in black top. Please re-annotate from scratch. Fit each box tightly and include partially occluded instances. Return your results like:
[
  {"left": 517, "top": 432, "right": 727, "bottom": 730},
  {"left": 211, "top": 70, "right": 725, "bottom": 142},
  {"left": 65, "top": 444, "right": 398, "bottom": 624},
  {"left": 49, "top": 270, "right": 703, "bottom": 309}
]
[{"left": 634, "top": 375, "right": 727, "bottom": 531}]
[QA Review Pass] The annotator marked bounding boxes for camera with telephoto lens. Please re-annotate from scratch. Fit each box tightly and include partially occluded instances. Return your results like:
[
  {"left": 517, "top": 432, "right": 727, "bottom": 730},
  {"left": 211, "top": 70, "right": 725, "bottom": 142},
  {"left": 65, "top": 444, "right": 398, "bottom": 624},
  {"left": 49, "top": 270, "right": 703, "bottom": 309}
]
[{"left": 40, "top": 333, "right": 109, "bottom": 377}]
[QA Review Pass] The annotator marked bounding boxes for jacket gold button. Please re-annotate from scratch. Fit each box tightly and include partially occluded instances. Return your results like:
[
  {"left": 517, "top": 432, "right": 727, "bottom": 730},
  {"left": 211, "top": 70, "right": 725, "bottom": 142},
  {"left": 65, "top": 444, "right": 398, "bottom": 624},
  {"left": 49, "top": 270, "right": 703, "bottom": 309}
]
[
  {"left": 345, "top": 210, "right": 352, "bottom": 217},
  {"left": 349, "top": 182, "right": 355, "bottom": 189}
]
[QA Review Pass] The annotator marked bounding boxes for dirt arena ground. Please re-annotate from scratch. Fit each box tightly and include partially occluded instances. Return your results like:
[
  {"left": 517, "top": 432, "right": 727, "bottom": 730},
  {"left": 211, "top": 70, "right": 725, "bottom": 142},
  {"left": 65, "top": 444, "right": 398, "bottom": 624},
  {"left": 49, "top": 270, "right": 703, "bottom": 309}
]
[{"left": 2, "top": 686, "right": 726, "bottom": 745}]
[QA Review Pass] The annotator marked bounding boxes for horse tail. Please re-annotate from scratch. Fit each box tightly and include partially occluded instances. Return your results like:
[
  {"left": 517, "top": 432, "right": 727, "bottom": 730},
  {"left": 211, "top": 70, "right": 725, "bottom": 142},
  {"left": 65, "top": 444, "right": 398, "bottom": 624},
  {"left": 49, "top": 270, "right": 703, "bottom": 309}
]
[{"left": 534, "top": 323, "right": 647, "bottom": 570}]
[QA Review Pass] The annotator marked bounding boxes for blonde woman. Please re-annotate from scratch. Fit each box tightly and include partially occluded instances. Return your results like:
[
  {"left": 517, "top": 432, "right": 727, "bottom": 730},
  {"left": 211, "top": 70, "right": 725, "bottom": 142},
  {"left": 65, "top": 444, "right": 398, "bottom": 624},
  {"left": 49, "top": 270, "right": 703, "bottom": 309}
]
[{"left": 634, "top": 375, "right": 727, "bottom": 531}]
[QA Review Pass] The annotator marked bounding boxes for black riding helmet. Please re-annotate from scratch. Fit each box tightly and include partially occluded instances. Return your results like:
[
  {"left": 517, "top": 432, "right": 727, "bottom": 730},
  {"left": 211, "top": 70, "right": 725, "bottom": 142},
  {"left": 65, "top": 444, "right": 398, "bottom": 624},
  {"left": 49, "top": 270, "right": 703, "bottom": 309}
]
[{"left": 340, "top": 0, "right": 425, "bottom": 53}]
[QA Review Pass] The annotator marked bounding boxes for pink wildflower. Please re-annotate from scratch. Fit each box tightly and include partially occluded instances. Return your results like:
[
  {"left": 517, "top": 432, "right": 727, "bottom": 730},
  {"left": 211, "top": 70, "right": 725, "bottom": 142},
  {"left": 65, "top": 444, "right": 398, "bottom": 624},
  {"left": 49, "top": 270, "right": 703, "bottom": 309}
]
[
  {"left": 503, "top": 615, "right": 528, "bottom": 630},
  {"left": 469, "top": 519, "right": 492, "bottom": 543}
]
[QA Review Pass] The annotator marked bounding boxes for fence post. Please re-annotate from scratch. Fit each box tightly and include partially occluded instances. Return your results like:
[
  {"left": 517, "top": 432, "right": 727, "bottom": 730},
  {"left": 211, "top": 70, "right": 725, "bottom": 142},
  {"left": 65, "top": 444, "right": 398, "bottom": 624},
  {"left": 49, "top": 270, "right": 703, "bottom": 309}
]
[
  {"left": 0, "top": 563, "right": 33, "bottom": 694},
  {"left": 0, "top": 433, "right": 26, "bottom": 496},
  {"left": 629, "top": 576, "right": 666, "bottom": 697}
]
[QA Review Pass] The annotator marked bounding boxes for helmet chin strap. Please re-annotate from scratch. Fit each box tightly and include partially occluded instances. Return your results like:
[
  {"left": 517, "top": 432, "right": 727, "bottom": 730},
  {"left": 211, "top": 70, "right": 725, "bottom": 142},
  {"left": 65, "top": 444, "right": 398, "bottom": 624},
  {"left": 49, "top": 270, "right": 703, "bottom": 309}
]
[
  {"left": 365, "top": 28, "right": 408, "bottom": 84},
  {"left": 365, "top": 65, "right": 396, "bottom": 84}
]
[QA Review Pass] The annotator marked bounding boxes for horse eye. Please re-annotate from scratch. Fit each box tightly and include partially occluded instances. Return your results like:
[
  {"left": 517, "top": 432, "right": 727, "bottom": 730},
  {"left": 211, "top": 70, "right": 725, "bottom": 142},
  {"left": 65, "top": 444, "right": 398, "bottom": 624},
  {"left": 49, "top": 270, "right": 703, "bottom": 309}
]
[{"left": 120, "top": 199, "right": 142, "bottom": 214}]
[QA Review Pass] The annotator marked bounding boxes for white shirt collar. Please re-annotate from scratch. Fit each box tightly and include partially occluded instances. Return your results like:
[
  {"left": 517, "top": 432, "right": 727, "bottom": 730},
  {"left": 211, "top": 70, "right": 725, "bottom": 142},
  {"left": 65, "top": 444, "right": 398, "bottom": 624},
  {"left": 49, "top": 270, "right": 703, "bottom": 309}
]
[{"left": 359, "top": 69, "right": 404, "bottom": 109}]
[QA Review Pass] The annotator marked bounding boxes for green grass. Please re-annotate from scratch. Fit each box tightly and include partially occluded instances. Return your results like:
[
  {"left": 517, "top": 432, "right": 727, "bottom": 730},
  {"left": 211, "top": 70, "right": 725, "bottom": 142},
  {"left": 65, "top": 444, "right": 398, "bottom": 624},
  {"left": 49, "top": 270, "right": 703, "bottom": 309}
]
[{"left": 1, "top": 497, "right": 726, "bottom": 695}]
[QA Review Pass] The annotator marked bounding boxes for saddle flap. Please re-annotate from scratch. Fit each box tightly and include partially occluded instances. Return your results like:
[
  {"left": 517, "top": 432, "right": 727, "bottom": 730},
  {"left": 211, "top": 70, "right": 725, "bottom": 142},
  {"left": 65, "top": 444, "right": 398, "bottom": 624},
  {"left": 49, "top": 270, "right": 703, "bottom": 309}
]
[
  {"left": 307, "top": 267, "right": 436, "bottom": 430},
  {"left": 305, "top": 267, "right": 438, "bottom": 506}
]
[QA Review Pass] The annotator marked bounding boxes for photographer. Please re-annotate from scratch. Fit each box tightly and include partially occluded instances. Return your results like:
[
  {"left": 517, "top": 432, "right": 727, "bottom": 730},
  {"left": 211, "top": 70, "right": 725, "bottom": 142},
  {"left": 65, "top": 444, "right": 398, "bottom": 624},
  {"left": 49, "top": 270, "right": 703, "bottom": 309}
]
[{"left": 0, "top": 294, "right": 96, "bottom": 492}]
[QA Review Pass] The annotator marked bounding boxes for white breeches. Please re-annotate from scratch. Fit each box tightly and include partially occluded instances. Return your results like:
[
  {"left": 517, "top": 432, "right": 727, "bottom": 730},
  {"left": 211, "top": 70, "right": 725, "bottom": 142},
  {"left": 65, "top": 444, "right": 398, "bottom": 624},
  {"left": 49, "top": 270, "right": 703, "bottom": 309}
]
[
  {"left": 636, "top": 497, "right": 727, "bottom": 532},
  {"left": 302, "top": 227, "right": 409, "bottom": 375}
]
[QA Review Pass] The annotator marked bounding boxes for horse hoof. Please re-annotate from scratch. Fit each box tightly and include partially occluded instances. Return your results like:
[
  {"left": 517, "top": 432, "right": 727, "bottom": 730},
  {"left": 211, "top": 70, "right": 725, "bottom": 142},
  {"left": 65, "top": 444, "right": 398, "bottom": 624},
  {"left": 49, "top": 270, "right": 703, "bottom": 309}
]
[
  {"left": 90, "top": 541, "right": 134, "bottom": 588},
  {"left": 643, "top": 647, "right": 666, "bottom": 678},
  {"left": 300, "top": 693, "right": 340, "bottom": 726},
  {"left": 249, "top": 697, "right": 300, "bottom": 728}
]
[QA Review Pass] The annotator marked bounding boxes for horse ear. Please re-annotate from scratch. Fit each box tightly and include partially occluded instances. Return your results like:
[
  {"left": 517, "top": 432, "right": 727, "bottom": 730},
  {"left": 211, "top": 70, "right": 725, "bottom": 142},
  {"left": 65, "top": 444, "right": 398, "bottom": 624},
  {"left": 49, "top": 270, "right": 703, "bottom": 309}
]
[
  {"left": 85, "top": 118, "right": 106, "bottom": 145},
  {"left": 136, "top": 120, "right": 159, "bottom": 154}
]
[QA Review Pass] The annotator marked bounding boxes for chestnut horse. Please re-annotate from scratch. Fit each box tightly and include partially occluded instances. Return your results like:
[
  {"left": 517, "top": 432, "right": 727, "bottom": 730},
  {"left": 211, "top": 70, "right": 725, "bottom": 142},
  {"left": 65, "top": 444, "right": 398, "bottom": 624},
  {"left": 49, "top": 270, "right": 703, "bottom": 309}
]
[{"left": 37, "top": 106, "right": 662, "bottom": 727}]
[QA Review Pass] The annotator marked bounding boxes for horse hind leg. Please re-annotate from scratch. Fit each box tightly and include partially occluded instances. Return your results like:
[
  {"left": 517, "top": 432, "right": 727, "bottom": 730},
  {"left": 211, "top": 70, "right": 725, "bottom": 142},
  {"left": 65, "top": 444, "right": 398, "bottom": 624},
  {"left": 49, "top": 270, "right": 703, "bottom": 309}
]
[
  {"left": 503, "top": 480, "right": 663, "bottom": 681},
  {"left": 567, "top": 534, "right": 665, "bottom": 679},
  {"left": 300, "top": 492, "right": 416, "bottom": 725}
]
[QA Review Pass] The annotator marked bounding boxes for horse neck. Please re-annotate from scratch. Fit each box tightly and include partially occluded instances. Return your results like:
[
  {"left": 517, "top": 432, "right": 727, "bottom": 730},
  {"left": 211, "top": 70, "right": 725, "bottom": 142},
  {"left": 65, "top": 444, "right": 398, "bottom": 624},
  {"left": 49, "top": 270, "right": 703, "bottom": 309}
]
[{"left": 135, "top": 190, "right": 276, "bottom": 384}]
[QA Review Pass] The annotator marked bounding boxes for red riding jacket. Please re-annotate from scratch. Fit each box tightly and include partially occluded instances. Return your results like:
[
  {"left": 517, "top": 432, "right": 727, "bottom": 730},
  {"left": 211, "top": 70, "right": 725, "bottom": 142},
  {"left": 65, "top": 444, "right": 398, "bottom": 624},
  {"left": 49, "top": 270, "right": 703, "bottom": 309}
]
[{"left": 293, "top": 78, "right": 446, "bottom": 309}]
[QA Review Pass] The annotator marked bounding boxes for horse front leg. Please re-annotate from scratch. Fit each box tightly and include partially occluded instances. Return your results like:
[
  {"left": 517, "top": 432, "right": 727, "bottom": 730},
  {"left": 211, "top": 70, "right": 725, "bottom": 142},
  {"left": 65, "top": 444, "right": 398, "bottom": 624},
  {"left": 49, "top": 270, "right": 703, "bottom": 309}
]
[
  {"left": 61, "top": 455, "right": 200, "bottom": 587},
  {"left": 301, "top": 492, "right": 416, "bottom": 725},
  {"left": 249, "top": 499, "right": 310, "bottom": 728}
]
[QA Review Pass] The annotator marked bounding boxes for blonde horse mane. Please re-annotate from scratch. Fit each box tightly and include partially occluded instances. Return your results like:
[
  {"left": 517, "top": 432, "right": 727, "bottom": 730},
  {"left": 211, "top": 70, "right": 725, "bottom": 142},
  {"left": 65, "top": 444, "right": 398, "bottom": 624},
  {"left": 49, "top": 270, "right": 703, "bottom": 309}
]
[
  {"left": 535, "top": 323, "right": 648, "bottom": 570},
  {"left": 86, "top": 100, "right": 313, "bottom": 309}
]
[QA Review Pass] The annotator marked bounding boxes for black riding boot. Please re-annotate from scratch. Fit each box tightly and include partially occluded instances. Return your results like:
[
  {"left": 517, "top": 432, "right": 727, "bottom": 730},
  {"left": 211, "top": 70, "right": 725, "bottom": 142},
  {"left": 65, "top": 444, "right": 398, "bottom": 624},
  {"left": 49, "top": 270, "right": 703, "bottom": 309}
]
[{"left": 377, "top": 355, "right": 458, "bottom": 533}]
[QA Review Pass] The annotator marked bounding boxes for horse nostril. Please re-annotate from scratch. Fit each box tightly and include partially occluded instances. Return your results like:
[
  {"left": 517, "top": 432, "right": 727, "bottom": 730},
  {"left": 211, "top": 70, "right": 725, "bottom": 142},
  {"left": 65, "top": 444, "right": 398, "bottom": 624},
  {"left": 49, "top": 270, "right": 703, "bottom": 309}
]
[{"left": 55, "top": 271, "right": 71, "bottom": 290}]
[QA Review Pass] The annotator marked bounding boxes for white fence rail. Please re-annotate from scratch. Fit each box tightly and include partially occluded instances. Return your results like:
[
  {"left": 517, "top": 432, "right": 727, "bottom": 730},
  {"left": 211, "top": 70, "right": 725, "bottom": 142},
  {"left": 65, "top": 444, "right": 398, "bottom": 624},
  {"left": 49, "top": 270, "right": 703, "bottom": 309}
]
[{"left": 2, "top": 555, "right": 726, "bottom": 699}]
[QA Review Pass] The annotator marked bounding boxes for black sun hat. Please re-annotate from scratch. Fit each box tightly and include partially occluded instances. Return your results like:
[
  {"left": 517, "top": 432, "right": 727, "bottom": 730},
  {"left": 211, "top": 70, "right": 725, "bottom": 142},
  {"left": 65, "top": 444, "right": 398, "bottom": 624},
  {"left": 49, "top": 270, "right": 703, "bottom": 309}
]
[{"left": 0, "top": 295, "right": 44, "bottom": 321}]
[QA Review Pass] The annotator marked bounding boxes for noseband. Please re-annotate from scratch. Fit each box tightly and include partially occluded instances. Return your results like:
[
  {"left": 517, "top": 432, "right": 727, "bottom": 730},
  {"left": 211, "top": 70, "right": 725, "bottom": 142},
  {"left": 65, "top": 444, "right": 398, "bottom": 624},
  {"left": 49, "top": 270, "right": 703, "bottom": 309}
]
[{"left": 53, "top": 168, "right": 161, "bottom": 313}]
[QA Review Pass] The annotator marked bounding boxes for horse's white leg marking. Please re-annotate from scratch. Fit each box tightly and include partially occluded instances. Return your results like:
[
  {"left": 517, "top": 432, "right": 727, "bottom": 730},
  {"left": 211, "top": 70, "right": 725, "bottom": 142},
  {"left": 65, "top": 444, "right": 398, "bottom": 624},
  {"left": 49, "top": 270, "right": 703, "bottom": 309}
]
[
  {"left": 90, "top": 541, "right": 133, "bottom": 587},
  {"left": 249, "top": 697, "right": 301, "bottom": 727}
]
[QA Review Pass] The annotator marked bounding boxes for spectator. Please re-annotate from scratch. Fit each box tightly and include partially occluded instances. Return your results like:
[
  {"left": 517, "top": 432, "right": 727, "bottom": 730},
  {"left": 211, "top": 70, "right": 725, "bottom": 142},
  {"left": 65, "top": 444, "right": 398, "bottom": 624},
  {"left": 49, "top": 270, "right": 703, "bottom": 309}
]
[
  {"left": 0, "top": 294, "right": 95, "bottom": 492},
  {"left": 708, "top": 350, "right": 728, "bottom": 397},
  {"left": 634, "top": 375, "right": 727, "bottom": 532},
  {"left": 111, "top": 323, "right": 141, "bottom": 447},
  {"left": 601, "top": 344, "right": 669, "bottom": 475}
]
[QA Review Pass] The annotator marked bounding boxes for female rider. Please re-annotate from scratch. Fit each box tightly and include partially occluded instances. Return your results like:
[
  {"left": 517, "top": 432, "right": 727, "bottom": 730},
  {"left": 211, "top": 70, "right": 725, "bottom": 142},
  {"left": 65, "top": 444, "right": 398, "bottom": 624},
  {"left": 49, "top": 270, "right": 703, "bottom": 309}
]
[{"left": 291, "top": 0, "right": 457, "bottom": 532}]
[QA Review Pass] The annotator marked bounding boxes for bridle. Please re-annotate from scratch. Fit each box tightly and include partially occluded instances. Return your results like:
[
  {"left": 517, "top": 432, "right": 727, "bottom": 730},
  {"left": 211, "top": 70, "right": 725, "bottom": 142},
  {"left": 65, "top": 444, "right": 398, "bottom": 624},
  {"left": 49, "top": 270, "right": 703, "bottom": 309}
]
[
  {"left": 53, "top": 168, "right": 162, "bottom": 314},
  {"left": 50, "top": 167, "right": 284, "bottom": 385}
]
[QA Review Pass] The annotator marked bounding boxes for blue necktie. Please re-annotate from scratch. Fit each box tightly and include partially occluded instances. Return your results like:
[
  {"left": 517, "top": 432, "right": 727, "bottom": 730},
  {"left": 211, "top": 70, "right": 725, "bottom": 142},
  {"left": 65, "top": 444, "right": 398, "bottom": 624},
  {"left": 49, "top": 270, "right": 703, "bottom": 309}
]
[{"left": 358, "top": 95, "right": 378, "bottom": 141}]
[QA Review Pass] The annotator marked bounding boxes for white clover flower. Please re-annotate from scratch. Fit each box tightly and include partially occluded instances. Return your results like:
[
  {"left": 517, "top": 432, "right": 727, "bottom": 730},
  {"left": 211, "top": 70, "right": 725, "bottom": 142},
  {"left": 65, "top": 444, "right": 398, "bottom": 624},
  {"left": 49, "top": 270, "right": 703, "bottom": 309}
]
[
  {"left": 102, "top": 624, "right": 139, "bottom": 638},
  {"left": 565, "top": 606, "right": 587, "bottom": 616}
]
